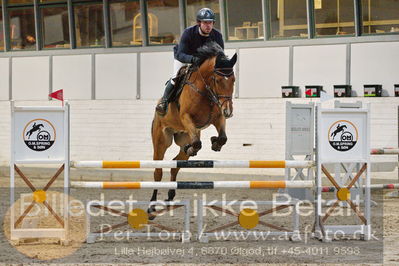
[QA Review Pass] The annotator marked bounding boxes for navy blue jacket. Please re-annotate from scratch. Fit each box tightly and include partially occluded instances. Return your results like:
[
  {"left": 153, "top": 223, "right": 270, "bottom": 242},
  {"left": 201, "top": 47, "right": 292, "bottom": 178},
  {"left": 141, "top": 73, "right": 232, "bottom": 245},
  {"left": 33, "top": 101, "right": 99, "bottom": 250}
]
[{"left": 174, "top": 25, "right": 224, "bottom": 63}]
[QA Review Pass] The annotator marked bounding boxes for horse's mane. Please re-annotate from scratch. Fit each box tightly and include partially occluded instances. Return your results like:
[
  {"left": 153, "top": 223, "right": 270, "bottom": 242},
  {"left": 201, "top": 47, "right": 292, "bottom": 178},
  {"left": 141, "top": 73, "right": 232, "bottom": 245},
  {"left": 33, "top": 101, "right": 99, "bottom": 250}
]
[
  {"left": 196, "top": 42, "right": 224, "bottom": 61},
  {"left": 195, "top": 42, "right": 229, "bottom": 68}
]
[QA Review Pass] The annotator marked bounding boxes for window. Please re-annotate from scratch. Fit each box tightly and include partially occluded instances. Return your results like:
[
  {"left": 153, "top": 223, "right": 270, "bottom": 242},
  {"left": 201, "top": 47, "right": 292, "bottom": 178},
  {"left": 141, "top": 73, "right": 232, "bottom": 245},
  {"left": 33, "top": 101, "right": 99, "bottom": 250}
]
[
  {"left": 110, "top": 0, "right": 141, "bottom": 46},
  {"left": 41, "top": 6, "right": 70, "bottom": 49},
  {"left": 0, "top": 8, "right": 4, "bottom": 51},
  {"left": 226, "top": 0, "right": 263, "bottom": 41},
  {"left": 147, "top": 0, "right": 180, "bottom": 45},
  {"left": 185, "top": 0, "right": 221, "bottom": 30},
  {"left": 74, "top": 2, "right": 104, "bottom": 47},
  {"left": 9, "top": 7, "right": 36, "bottom": 50},
  {"left": 314, "top": 0, "right": 355, "bottom": 36},
  {"left": 39, "top": 0, "right": 66, "bottom": 2},
  {"left": 8, "top": 0, "right": 33, "bottom": 4},
  {"left": 269, "top": 0, "right": 308, "bottom": 38},
  {"left": 362, "top": 0, "right": 399, "bottom": 34}
]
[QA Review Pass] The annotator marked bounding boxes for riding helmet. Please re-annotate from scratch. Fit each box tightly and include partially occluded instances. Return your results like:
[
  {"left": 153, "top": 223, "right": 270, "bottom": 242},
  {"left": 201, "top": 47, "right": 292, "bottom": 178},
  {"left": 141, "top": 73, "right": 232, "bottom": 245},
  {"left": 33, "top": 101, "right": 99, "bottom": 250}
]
[{"left": 196, "top": 8, "right": 216, "bottom": 22}]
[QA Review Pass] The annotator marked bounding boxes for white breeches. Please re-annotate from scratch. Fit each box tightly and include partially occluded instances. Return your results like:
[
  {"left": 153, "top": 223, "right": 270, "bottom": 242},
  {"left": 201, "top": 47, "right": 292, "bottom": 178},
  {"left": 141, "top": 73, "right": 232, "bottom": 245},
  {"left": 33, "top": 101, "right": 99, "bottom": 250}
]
[{"left": 171, "top": 59, "right": 186, "bottom": 85}]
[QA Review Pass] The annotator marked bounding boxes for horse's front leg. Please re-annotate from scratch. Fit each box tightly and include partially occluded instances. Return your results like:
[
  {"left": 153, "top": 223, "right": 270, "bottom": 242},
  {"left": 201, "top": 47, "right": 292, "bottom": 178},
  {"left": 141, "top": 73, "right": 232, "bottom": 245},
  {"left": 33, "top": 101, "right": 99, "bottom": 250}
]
[
  {"left": 211, "top": 116, "right": 227, "bottom": 152},
  {"left": 181, "top": 114, "right": 202, "bottom": 156}
]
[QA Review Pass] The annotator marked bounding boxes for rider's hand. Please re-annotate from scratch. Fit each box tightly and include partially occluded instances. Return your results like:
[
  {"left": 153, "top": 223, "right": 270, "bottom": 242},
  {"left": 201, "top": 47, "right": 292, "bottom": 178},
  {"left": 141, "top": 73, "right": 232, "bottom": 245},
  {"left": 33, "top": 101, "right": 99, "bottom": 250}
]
[{"left": 191, "top": 56, "right": 200, "bottom": 65}]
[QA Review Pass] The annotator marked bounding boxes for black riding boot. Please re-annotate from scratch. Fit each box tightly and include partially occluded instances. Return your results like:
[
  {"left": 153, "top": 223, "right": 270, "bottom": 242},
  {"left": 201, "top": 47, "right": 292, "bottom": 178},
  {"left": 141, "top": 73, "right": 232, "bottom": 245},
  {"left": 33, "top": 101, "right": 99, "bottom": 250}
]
[{"left": 156, "top": 80, "right": 175, "bottom": 116}]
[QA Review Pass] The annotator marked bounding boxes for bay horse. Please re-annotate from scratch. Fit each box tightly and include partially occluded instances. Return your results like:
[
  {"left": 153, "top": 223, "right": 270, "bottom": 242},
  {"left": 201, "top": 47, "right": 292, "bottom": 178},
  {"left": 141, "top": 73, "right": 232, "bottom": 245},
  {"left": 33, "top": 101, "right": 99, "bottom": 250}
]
[{"left": 149, "top": 42, "right": 237, "bottom": 214}]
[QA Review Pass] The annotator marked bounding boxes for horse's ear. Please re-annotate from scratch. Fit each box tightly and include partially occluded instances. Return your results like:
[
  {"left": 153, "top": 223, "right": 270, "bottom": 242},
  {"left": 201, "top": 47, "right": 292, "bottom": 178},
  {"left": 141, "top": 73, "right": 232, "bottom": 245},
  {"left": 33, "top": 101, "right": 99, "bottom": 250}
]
[{"left": 230, "top": 53, "right": 237, "bottom": 66}]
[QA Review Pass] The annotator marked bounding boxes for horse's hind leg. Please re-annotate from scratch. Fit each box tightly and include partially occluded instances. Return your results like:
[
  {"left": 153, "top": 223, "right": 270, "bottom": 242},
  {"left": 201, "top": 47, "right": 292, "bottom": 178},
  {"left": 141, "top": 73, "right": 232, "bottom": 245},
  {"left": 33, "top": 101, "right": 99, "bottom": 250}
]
[
  {"left": 148, "top": 122, "right": 173, "bottom": 218},
  {"left": 167, "top": 150, "right": 190, "bottom": 201},
  {"left": 166, "top": 133, "right": 191, "bottom": 201}
]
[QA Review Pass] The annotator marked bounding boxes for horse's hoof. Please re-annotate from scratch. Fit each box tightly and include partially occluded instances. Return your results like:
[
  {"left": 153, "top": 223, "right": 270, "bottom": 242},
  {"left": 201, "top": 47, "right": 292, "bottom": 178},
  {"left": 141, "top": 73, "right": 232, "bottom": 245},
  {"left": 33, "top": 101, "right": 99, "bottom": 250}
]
[
  {"left": 212, "top": 142, "right": 221, "bottom": 151},
  {"left": 183, "top": 144, "right": 191, "bottom": 154},
  {"left": 211, "top": 136, "right": 218, "bottom": 144},
  {"left": 218, "top": 136, "right": 227, "bottom": 145},
  {"left": 187, "top": 147, "right": 197, "bottom": 156},
  {"left": 192, "top": 140, "right": 202, "bottom": 150},
  {"left": 184, "top": 144, "right": 198, "bottom": 156},
  {"left": 147, "top": 206, "right": 157, "bottom": 220}
]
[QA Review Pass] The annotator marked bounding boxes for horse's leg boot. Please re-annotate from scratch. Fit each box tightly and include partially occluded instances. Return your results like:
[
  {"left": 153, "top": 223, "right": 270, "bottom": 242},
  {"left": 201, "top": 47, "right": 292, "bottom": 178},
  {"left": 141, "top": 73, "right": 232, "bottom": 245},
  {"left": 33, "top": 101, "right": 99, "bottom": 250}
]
[{"left": 156, "top": 80, "right": 175, "bottom": 116}]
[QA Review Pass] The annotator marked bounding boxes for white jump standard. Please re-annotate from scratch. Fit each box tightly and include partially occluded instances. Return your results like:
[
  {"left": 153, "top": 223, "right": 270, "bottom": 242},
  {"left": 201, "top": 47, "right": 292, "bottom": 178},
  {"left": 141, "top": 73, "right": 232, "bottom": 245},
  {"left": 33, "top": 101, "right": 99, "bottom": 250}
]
[
  {"left": 9, "top": 103, "right": 70, "bottom": 244},
  {"left": 314, "top": 104, "right": 371, "bottom": 241}
]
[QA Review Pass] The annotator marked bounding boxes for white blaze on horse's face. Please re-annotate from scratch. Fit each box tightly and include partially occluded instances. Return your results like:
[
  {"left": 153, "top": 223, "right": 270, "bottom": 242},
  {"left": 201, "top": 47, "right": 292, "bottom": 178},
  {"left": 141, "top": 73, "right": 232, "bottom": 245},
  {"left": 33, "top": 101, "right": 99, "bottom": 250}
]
[{"left": 215, "top": 74, "right": 235, "bottom": 119}]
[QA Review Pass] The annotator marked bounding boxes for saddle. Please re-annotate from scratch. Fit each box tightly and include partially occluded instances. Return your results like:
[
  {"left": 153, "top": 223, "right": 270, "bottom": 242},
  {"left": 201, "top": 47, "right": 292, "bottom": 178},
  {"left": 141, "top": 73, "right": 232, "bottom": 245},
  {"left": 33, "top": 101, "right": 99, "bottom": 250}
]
[{"left": 169, "top": 65, "right": 195, "bottom": 104}]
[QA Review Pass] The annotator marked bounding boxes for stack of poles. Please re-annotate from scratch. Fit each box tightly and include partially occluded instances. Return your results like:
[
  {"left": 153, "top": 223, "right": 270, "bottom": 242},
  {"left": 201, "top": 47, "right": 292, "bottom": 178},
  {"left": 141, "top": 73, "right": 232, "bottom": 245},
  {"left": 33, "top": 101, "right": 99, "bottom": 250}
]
[
  {"left": 322, "top": 183, "right": 399, "bottom": 192},
  {"left": 371, "top": 146, "right": 399, "bottom": 193},
  {"left": 72, "top": 158, "right": 399, "bottom": 191},
  {"left": 70, "top": 160, "right": 315, "bottom": 190},
  {"left": 322, "top": 148, "right": 399, "bottom": 192}
]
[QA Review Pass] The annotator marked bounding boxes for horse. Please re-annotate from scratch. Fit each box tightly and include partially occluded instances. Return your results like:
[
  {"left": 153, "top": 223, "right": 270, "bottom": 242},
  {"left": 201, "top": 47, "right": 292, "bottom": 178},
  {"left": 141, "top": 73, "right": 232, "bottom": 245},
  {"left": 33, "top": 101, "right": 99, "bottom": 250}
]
[
  {"left": 148, "top": 42, "right": 237, "bottom": 215},
  {"left": 331, "top": 124, "right": 347, "bottom": 140},
  {"left": 26, "top": 122, "right": 44, "bottom": 139}
]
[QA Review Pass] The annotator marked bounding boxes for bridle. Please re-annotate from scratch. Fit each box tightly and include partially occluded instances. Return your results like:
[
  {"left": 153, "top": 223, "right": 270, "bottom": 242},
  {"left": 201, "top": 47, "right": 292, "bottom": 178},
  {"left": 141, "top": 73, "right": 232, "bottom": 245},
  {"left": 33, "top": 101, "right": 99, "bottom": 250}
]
[{"left": 185, "top": 66, "right": 234, "bottom": 110}]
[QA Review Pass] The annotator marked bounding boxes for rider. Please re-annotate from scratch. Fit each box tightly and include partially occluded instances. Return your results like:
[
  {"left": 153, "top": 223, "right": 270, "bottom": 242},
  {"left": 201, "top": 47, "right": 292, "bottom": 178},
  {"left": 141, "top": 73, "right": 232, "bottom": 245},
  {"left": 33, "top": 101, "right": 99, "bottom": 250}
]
[{"left": 155, "top": 7, "right": 224, "bottom": 116}]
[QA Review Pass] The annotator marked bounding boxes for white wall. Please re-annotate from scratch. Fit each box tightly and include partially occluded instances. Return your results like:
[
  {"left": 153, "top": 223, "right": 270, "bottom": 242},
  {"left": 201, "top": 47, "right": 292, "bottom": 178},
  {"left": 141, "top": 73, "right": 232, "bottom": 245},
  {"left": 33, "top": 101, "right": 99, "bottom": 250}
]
[
  {"left": 1, "top": 41, "right": 398, "bottom": 101},
  {"left": 12, "top": 57, "right": 50, "bottom": 100},
  {"left": 293, "top": 44, "right": 347, "bottom": 97},
  {"left": 224, "top": 49, "right": 237, "bottom": 58},
  {"left": 70, "top": 100, "right": 155, "bottom": 162},
  {"left": 0, "top": 58, "right": 9, "bottom": 100},
  {"left": 351, "top": 42, "right": 399, "bottom": 97},
  {"left": 53, "top": 55, "right": 92, "bottom": 99},
  {"left": 239, "top": 47, "right": 289, "bottom": 98},
  {"left": 140, "top": 52, "right": 174, "bottom": 99},
  {"left": 95, "top": 53, "right": 137, "bottom": 99}
]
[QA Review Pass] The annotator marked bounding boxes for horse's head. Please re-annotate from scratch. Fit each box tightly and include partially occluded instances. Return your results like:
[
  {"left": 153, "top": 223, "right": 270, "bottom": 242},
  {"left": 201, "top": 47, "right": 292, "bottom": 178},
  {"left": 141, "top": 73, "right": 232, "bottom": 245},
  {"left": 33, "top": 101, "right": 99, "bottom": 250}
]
[
  {"left": 195, "top": 42, "right": 237, "bottom": 119},
  {"left": 210, "top": 53, "right": 237, "bottom": 118}
]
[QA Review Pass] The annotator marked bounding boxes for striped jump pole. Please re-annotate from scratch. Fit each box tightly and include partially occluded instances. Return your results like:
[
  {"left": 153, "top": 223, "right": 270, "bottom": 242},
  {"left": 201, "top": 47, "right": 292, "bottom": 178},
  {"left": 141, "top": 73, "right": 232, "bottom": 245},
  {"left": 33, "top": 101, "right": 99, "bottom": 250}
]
[
  {"left": 71, "top": 180, "right": 314, "bottom": 189},
  {"left": 71, "top": 160, "right": 314, "bottom": 169},
  {"left": 371, "top": 148, "right": 399, "bottom": 155},
  {"left": 322, "top": 183, "right": 399, "bottom": 192}
]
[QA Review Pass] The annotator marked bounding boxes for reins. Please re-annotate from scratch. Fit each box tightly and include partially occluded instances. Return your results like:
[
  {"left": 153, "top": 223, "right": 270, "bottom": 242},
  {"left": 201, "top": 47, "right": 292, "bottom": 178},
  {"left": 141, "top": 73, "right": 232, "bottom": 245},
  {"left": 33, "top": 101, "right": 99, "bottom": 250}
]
[
  {"left": 183, "top": 65, "right": 233, "bottom": 129},
  {"left": 185, "top": 66, "right": 234, "bottom": 110}
]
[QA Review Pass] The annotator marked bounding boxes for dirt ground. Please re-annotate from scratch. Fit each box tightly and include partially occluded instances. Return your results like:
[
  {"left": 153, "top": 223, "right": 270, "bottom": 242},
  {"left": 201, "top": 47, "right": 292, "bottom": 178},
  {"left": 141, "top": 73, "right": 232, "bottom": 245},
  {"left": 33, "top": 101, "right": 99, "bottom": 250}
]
[{"left": 1, "top": 170, "right": 399, "bottom": 264}]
